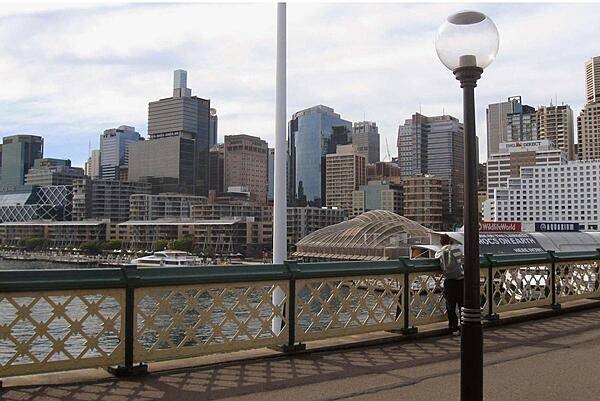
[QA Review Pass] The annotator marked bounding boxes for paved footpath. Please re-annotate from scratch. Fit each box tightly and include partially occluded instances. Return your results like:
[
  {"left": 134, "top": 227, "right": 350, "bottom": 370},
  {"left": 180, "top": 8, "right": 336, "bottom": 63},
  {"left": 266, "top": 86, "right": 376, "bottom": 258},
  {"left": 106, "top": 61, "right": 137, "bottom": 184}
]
[{"left": 3, "top": 307, "right": 600, "bottom": 401}]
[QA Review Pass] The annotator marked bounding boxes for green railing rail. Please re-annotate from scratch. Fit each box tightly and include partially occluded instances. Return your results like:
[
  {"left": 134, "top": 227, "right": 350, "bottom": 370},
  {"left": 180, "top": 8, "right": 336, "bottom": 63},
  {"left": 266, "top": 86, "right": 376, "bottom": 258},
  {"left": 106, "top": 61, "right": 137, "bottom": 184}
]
[{"left": 1, "top": 249, "right": 600, "bottom": 380}]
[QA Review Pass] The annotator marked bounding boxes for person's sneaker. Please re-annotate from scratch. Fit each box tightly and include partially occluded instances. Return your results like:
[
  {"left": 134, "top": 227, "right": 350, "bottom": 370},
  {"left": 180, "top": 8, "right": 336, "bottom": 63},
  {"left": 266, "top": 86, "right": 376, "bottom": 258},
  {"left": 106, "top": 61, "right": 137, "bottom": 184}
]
[{"left": 452, "top": 329, "right": 460, "bottom": 336}]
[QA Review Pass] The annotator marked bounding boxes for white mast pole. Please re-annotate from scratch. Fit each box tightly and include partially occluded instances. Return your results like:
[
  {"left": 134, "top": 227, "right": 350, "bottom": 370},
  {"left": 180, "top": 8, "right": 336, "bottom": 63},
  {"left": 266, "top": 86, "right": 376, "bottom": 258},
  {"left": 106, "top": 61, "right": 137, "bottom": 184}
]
[{"left": 272, "top": 2, "right": 287, "bottom": 333}]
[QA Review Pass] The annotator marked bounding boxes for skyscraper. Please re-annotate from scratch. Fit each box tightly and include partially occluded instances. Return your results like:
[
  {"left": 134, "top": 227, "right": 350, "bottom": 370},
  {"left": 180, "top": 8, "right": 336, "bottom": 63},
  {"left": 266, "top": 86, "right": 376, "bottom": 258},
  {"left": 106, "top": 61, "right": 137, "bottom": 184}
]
[
  {"left": 352, "top": 121, "right": 380, "bottom": 164},
  {"left": 24, "top": 158, "right": 84, "bottom": 186},
  {"left": 585, "top": 56, "right": 600, "bottom": 104},
  {"left": 577, "top": 102, "right": 600, "bottom": 160},
  {"left": 288, "top": 105, "right": 352, "bottom": 206},
  {"left": 267, "top": 148, "right": 275, "bottom": 202},
  {"left": 397, "top": 113, "right": 463, "bottom": 228},
  {"left": 325, "top": 144, "right": 366, "bottom": 213},
  {"left": 403, "top": 174, "right": 443, "bottom": 231},
  {"left": 209, "top": 108, "right": 218, "bottom": 148},
  {"left": 128, "top": 70, "right": 211, "bottom": 194},
  {"left": 536, "top": 103, "right": 574, "bottom": 160},
  {"left": 85, "top": 149, "right": 101, "bottom": 179},
  {"left": 99, "top": 125, "right": 141, "bottom": 180},
  {"left": 0, "top": 134, "right": 43, "bottom": 192},
  {"left": 506, "top": 96, "right": 537, "bottom": 143},
  {"left": 487, "top": 96, "right": 537, "bottom": 157},
  {"left": 486, "top": 100, "right": 512, "bottom": 156},
  {"left": 224, "top": 134, "right": 268, "bottom": 203},
  {"left": 578, "top": 56, "right": 600, "bottom": 160},
  {"left": 208, "top": 144, "right": 224, "bottom": 195}
]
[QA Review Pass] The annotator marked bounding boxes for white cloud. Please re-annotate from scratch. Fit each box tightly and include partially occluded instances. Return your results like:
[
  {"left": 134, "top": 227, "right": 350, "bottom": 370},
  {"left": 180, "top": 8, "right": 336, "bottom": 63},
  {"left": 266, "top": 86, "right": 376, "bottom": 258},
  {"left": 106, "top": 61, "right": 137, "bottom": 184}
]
[{"left": 0, "top": 2, "right": 598, "bottom": 168}]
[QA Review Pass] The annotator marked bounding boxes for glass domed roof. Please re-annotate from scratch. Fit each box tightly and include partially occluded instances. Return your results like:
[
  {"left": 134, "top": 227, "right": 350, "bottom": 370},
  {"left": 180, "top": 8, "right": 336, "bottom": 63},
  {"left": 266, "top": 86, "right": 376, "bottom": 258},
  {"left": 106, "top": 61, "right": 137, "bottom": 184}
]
[{"left": 295, "top": 210, "right": 430, "bottom": 261}]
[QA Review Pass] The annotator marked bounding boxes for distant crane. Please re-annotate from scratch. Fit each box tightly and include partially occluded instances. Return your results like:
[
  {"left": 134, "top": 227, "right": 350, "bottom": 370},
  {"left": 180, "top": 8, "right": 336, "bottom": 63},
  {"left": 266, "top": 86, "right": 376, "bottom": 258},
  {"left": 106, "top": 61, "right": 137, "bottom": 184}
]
[{"left": 383, "top": 137, "right": 392, "bottom": 162}]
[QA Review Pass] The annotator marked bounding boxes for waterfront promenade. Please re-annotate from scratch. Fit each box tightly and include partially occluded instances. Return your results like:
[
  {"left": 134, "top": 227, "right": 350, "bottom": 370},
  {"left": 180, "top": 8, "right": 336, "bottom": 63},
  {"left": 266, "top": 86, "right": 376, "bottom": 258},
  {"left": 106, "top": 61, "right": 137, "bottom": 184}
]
[{"left": 2, "top": 304, "right": 600, "bottom": 401}]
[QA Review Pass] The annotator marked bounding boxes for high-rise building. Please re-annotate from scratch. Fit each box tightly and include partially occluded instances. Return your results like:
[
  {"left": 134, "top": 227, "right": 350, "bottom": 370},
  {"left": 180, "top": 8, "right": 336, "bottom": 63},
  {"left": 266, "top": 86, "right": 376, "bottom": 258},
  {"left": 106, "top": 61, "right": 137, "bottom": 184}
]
[
  {"left": 208, "top": 144, "right": 224, "bottom": 195},
  {"left": 128, "top": 70, "right": 211, "bottom": 195},
  {"left": 352, "top": 182, "right": 403, "bottom": 217},
  {"left": 486, "top": 140, "right": 565, "bottom": 199},
  {"left": 209, "top": 108, "right": 218, "bottom": 148},
  {"left": 72, "top": 178, "right": 151, "bottom": 222},
  {"left": 487, "top": 159, "right": 600, "bottom": 231},
  {"left": 85, "top": 149, "right": 101, "bottom": 179},
  {"left": 506, "top": 96, "right": 537, "bottom": 143},
  {"left": 352, "top": 121, "right": 380, "bottom": 164},
  {"left": 367, "top": 161, "right": 402, "bottom": 184},
  {"left": 536, "top": 103, "right": 575, "bottom": 160},
  {"left": 289, "top": 105, "right": 352, "bottom": 206},
  {"left": 577, "top": 102, "right": 600, "bottom": 160},
  {"left": 24, "top": 158, "right": 84, "bottom": 186},
  {"left": 99, "top": 125, "right": 141, "bottom": 180},
  {"left": 486, "top": 97, "right": 537, "bottom": 157},
  {"left": 397, "top": 113, "right": 463, "bottom": 228},
  {"left": 267, "top": 148, "right": 275, "bottom": 202},
  {"left": 578, "top": 57, "right": 600, "bottom": 161},
  {"left": 129, "top": 193, "right": 207, "bottom": 220},
  {"left": 224, "top": 134, "right": 268, "bottom": 204},
  {"left": 287, "top": 207, "right": 347, "bottom": 246},
  {"left": 585, "top": 56, "right": 600, "bottom": 104},
  {"left": 325, "top": 144, "right": 366, "bottom": 212},
  {"left": 486, "top": 100, "right": 513, "bottom": 157},
  {"left": 0, "top": 135, "right": 44, "bottom": 192},
  {"left": 129, "top": 136, "right": 196, "bottom": 194},
  {"left": 402, "top": 174, "right": 443, "bottom": 231}
]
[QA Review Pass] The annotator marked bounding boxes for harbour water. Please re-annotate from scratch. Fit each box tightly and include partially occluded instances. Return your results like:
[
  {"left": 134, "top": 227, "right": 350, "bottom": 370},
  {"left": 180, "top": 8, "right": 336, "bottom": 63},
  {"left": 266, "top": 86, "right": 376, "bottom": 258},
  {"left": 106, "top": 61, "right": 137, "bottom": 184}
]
[
  {"left": 0, "top": 259, "right": 94, "bottom": 270},
  {"left": 0, "top": 259, "right": 407, "bottom": 366}
]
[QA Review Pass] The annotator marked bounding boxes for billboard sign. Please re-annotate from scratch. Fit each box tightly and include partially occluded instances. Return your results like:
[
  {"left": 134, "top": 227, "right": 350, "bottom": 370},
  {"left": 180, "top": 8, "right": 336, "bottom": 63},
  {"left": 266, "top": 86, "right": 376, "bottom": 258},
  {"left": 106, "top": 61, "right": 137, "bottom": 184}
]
[
  {"left": 535, "top": 222, "right": 580, "bottom": 232},
  {"left": 479, "top": 221, "right": 522, "bottom": 232},
  {"left": 479, "top": 233, "right": 544, "bottom": 255}
]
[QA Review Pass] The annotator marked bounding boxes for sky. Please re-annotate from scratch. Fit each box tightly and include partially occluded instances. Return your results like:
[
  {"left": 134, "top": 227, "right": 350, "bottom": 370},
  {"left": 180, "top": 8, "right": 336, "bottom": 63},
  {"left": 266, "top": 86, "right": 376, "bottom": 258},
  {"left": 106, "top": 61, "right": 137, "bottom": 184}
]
[{"left": 0, "top": 2, "right": 598, "bottom": 167}]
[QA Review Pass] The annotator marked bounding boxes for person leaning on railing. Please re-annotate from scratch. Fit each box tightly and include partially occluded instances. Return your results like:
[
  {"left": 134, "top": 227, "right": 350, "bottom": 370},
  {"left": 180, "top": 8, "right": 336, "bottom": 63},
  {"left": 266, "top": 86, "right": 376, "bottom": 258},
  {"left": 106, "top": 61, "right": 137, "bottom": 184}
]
[{"left": 435, "top": 234, "right": 465, "bottom": 336}]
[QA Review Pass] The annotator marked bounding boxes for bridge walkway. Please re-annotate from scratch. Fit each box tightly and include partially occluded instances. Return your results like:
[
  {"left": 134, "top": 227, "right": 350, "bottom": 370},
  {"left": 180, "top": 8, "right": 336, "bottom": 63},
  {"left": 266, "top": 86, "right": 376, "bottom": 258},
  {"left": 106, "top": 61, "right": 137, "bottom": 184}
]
[{"left": 2, "top": 303, "right": 600, "bottom": 401}]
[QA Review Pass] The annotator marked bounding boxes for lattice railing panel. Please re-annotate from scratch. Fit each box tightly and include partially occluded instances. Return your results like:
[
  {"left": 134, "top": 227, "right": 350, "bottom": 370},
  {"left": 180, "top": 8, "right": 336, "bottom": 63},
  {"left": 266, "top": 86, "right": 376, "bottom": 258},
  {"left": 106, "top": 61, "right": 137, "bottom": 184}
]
[
  {"left": 0, "top": 289, "right": 124, "bottom": 377},
  {"left": 295, "top": 275, "right": 403, "bottom": 342},
  {"left": 408, "top": 270, "right": 488, "bottom": 327},
  {"left": 556, "top": 260, "right": 600, "bottom": 302},
  {"left": 408, "top": 271, "right": 446, "bottom": 326},
  {"left": 491, "top": 264, "right": 552, "bottom": 313},
  {"left": 134, "top": 281, "right": 288, "bottom": 362}
]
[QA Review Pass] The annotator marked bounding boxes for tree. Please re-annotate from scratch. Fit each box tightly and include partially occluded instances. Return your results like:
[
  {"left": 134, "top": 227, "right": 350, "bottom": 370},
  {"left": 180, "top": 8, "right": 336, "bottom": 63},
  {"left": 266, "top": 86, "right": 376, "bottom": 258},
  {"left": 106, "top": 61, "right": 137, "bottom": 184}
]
[
  {"left": 101, "top": 240, "right": 123, "bottom": 251},
  {"left": 80, "top": 241, "right": 102, "bottom": 255},
  {"left": 203, "top": 244, "right": 215, "bottom": 259},
  {"left": 172, "top": 237, "right": 194, "bottom": 253},
  {"left": 18, "top": 237, "right": 49, "bottom": 251},
  {"left": 153, "top": 240, "right": 169, "bottom": 251}
]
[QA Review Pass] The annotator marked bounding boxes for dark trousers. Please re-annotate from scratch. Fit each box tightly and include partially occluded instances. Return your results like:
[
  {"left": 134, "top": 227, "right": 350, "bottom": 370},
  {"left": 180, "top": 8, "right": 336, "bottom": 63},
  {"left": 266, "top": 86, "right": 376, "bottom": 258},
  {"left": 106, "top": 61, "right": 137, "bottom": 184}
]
[{"left": 443, "top": 278, "right": 464, "bottom": 330}]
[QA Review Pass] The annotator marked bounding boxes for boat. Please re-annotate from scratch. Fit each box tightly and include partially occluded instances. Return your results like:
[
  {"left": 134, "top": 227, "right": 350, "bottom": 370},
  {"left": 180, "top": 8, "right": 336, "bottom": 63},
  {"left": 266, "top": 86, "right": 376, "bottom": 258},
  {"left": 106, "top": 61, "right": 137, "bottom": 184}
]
[{"left": 130, "top": 250, "right": 202, "bottom": 268}]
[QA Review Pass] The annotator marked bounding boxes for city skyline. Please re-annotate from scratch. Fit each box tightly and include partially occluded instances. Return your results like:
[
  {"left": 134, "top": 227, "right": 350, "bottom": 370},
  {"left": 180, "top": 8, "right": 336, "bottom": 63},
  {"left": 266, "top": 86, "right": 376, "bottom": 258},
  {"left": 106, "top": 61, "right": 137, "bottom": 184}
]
[{"left": 0, "top": 3, "right": 599, "bottom": 166}]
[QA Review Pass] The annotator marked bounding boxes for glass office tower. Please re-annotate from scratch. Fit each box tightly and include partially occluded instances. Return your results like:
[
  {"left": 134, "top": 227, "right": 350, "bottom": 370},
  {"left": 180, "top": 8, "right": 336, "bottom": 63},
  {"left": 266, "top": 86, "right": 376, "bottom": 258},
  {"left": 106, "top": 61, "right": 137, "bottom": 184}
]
[
  {"left": 0, "top": 135, "right": 44, "bottom": 192},
  {"left": 289, "top": 105, "right": 352, "bottom": 206}
]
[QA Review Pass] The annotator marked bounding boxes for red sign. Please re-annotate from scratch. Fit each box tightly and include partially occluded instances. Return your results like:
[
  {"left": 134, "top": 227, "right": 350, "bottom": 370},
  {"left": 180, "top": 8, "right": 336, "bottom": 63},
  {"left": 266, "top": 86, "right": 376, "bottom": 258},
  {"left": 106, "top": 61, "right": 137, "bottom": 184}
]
[{"left": 479, "top": 221, "right": 522, "bottom": 232}]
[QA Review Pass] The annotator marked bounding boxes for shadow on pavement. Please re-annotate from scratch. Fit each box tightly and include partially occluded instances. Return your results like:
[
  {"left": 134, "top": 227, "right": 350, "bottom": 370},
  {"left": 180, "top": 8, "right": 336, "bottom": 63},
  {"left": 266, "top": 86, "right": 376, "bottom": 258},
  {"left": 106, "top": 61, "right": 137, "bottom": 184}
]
[{"left": 3, "top": 308, "right": 600, "bottom": 401}]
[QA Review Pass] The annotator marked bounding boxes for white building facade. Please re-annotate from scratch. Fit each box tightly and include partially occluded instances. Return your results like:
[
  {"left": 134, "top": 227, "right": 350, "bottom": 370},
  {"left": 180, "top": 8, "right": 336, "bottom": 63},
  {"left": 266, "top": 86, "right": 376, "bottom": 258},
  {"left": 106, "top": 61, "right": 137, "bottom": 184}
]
[
  {"left": 486, "top": 140, "right": 565, "bottom": 199},
  {"left": 485, "top": 160, "right": 600, "bottom": 230}
]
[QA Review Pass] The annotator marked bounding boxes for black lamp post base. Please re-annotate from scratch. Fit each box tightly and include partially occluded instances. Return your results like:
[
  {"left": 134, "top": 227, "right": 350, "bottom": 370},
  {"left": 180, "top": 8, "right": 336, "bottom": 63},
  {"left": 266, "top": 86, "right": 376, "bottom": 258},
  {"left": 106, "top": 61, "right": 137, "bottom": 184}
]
[{"left": 108, "top": 363, "right": 148, "bottom": 377}]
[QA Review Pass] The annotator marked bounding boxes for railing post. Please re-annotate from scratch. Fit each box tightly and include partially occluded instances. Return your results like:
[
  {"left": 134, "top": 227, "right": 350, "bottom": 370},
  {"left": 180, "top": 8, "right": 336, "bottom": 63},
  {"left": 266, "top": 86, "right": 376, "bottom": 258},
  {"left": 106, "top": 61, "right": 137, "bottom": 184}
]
[
  {"left": 276, "top": 260, "right": 305, "bottom": 353},
  {"left": 549, "top": 250, "right": 561, "bottom": 311},
  {"left": 596, "top": 248, "right": 600, "bottom": 295},
  {"left": 485, "top": 254, "right": 498, "bottom": 321},
  {"left": 400, "top": 258, "right": 417, "bottom": 335},
  {"left": 108, "top": 265, "right": 148, "bottom": 377},
  {"left": 286, "top": 260, "right": 305, "bottom": 352}
]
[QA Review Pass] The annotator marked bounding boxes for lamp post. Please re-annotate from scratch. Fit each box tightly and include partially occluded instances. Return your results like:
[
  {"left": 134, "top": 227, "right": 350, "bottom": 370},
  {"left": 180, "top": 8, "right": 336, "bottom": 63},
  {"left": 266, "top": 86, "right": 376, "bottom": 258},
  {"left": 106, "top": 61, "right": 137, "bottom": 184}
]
[{"left": 435, "top": 10, "right": 499, "bottom": 401}]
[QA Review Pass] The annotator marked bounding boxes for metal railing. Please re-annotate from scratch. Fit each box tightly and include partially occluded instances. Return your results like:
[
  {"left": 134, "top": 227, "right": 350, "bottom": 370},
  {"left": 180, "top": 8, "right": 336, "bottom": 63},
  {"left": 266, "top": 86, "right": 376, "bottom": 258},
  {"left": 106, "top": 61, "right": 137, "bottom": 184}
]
[{"left": 1, "top": 250, "right": 599, "bottom": 379}]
